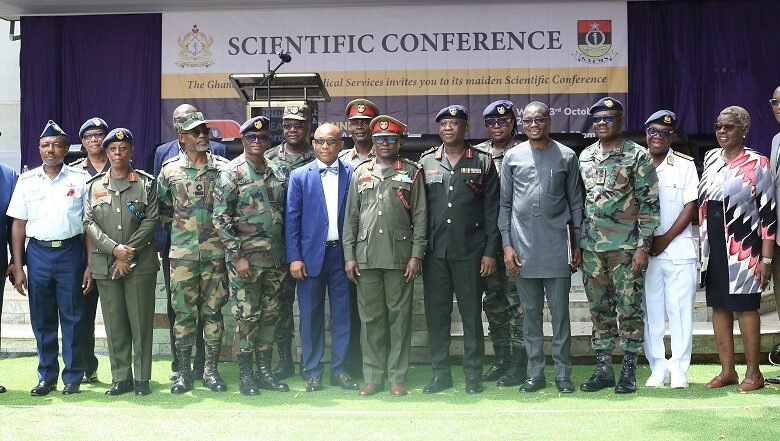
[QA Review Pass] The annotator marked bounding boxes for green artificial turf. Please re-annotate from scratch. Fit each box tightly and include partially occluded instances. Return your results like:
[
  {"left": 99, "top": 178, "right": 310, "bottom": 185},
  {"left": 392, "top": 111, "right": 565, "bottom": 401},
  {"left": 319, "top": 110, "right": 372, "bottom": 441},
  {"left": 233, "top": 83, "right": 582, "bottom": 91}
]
[{"left": 0, "top": 356, "right": 778, "bottom": 440}]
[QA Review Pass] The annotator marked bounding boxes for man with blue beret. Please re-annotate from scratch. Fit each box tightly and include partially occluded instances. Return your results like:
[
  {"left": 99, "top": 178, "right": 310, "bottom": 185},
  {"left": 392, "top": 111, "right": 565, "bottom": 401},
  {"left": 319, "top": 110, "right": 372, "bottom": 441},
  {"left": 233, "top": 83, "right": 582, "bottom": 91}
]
[
  {"left": 418, "top": 105, "right": 500, "bottom": 394},
  {"left": 69, "top": 116, "right": 110, "bottom": 385},
  {"left": 578, "top": 97, "right": 659, "bottom": 394},
  {"left": 7, "top": 120, "right": 92, "bottom": 396},
  {"left": 641, "top": 110, "right": 698, "bottom": 389},
  {"left": 213, "top": 116, "right": 291, "bottom": 396},
  {"left": 474, "top": 100, "right": 528, "bottom": 387}
]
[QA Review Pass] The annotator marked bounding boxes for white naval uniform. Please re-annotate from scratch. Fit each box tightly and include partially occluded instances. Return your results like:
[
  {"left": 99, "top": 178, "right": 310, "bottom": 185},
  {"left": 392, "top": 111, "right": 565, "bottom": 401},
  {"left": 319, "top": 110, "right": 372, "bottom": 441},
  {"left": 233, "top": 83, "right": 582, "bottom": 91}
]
[{"left": 642, "top": 148, "right": 699, "bottom": 375}]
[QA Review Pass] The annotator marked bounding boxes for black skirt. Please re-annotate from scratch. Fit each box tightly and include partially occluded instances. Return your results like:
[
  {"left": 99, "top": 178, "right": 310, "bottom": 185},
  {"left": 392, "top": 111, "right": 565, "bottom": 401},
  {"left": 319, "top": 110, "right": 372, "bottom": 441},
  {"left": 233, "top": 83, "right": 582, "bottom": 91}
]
[{"left": 704, "top": 201, "right": 761, "bottom": 312}]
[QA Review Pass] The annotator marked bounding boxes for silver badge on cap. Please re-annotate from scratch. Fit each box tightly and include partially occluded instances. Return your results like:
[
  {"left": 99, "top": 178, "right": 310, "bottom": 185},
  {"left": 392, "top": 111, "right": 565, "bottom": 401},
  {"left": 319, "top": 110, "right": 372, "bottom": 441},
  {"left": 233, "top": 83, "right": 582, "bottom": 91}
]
[
  {"left": 288, "top": 106, "right": 300, "bottom": 115},
  {"left": 449, "top": 107, "right": 458, "bottom": 116},
  {"left": 92, "top": 118, "right": 102, "bottom": 127}
]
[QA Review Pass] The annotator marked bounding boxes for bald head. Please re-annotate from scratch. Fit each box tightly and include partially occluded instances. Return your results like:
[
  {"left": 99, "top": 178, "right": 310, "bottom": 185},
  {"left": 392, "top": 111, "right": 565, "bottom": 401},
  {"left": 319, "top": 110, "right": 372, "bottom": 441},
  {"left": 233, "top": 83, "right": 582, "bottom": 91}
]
[{"left": 172, "top": 104, "right": 197, "bottom": 124}]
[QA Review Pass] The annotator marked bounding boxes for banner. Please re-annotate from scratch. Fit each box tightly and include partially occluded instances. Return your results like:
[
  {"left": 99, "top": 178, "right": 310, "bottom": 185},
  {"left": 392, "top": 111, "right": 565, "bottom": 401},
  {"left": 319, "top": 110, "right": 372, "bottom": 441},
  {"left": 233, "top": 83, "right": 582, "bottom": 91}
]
[{"left": 161, "top": 2, "right": 627, "bottom": 141}]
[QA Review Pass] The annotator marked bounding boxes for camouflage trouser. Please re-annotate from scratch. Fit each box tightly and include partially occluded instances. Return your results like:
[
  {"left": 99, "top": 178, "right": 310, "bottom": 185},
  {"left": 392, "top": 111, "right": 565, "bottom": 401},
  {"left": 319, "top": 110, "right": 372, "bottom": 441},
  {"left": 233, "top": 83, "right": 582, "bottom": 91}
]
[
  {"left": 170, "top": 258, "right": 229, "bottom": 346},
  {"left": 228, "top": 261, "right": 287, "bottom": 352},
  {"left": 273, "top": 273, "right": 296, "bottom": 344},
  {"left": 581, "top": 249, "right": 645, "bottom": 353},
  {"left": 483, "top": 257, "right": 524, "bottom": 349}
]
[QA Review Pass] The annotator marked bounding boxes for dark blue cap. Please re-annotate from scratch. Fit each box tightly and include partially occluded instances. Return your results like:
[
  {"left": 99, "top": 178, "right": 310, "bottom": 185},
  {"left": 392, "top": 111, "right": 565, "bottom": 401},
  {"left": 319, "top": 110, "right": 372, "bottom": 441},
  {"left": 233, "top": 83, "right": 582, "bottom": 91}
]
[
  {"left": 101, "top": 128, "right": 134, "bottom": 148},
  {"left": 482, "top": 100, "right": 515, "bottom": 118},
  {"left": 588, "top": 97, "right": 624, "bottom": 115},
  {"left": 435, "top": 105, "right": 468, "bottom": 122},
  {"left": 644, "top": 110, "right": 677, "bottom": 128},
  {"left": 240, "top": 116, "right": 271, "bottom": 134},
  {"left": 79, "top": 117, "right": 109, "bottom": 139},
  {"left": 40, "top": 120, "right": 67, "bottom": 139}
]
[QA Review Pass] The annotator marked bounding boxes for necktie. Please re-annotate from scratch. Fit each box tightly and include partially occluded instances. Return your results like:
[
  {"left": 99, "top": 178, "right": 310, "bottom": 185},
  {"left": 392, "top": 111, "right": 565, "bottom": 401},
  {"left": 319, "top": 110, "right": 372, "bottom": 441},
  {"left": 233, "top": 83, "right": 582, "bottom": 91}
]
[{"left": 320, "top": 166, "right": 338, "bottom": 176}]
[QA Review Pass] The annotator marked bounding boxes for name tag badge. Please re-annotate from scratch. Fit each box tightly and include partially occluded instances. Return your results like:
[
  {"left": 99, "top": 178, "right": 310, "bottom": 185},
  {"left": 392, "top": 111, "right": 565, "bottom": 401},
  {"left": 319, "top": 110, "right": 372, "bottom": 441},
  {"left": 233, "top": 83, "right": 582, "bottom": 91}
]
[
  {"left": 425, "top": 174, "right": 443, "bottom": 184},
  {"left": 360, "top": 181, "right": 375, "bottom": 190},
  {"left": 392, "top": 174, "right": 413, "bottom": 183},
  {"left": 596, "top": 168, "right": 607, "bottom": 185},
  {"left": 460, "top": 168, "right": 481, "bottom": 174}
]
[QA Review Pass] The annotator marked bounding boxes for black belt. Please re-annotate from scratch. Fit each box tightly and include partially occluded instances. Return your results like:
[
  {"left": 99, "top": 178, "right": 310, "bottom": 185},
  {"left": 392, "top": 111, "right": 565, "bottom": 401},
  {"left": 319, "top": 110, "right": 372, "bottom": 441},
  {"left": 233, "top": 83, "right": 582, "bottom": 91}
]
[
  {"left": 325, "top": 240, "right": 340, "bottom": 247},
  {"left": 29, "top": 235, "right": 82, "bottom": 248}
]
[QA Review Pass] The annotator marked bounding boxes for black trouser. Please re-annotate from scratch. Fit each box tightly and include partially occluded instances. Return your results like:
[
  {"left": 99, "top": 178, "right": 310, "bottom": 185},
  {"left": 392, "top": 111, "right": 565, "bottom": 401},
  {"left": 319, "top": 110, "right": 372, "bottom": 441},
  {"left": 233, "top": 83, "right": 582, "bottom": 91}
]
[{"left": 79, "top": 284, "right": 100, "bottom": 374}]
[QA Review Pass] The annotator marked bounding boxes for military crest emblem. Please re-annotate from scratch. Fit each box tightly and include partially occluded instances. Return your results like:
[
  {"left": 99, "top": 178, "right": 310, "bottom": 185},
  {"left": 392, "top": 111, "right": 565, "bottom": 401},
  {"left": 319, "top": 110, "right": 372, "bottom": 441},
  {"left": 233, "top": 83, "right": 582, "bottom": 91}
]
[
  {"left": 92, "top": 118, "right": 102, "bottom": 127},
  {"left": 379, "top": 121, "right": 389, "bottom": 130},
  {"left": 449, "top": 107, "right": 458, "bottom": 116},
  {"left": 116, "top": 130, "right": 125, "bottom": 140},
  {"left": 663, "top": 115, "right": 672, "bottom": 124},
  {"left": 288, "top": 105, "right": 300, "bottom": 115},
  {"left": 497, "top": 106, "right": 506, "bottom": 115},
  {"left": 572, "top": 20, "right": 618, "bottom": 64},
  {"left": 357, "top": 104, "right": 366, "bottom": 113},
  {"left": 604, "top": 99, "right": 614, "bottom": 108},
  {"left": 176, "top": 25, "right": 215, "bottom": 68},
  {"left": 254, "top": 120, "right": 263, "bottom": 130}
]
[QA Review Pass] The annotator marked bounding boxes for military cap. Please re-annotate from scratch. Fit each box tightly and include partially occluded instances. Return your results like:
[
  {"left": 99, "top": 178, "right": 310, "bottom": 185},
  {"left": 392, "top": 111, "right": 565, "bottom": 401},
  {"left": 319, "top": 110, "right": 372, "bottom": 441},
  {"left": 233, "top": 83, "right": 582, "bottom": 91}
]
[
  {"left": 40, "top": 120, "right": 67, "bottom": 139},
  {"left": 174, "top": 111, "right": 207, "bottom": 132},
  {"left": 370, "top": 115, "right": 407, "bottom": 135},
  {"left": 644, "top": 110, "right": 677, "bottom": 128},
  {"left": 101, "top": 128, "right": 134, "bottom": 148},
  {"left": 240, "top": 116, "right": 271, "bottom": 134},
  {"left": 482, "top": 100, "right": 515, "bottom": 118},
  {"left": 282, "top": 104, "right": 310, "bottom": 121},
  {"left": 345, "top": 99, "right": 379, "bottom": 120},
  {"left": 435, "top": 105, "right": 468, "bottom": 122},
  {"left": 78, "top": 117, "right": 109, "bottom": 139},
  {"left": 588, "top": 97, "right": 624, "bottom": 115}
]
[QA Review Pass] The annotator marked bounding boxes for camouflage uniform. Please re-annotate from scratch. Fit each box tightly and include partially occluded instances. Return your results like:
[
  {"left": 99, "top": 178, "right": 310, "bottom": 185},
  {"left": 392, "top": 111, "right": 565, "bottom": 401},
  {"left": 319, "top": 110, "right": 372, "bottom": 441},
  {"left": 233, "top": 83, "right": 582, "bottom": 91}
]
[
  {"left": 158, "top": 152, "right": 229, "bottom": 347},
  {"left": 265, "top": 142, "right": 315, "bottom": 346},
  {"left": 578, "top": 139, "right": 659, "bottom": 353},
  {"left": 212, "top": 154, "right": 288, "bottom": 352}
]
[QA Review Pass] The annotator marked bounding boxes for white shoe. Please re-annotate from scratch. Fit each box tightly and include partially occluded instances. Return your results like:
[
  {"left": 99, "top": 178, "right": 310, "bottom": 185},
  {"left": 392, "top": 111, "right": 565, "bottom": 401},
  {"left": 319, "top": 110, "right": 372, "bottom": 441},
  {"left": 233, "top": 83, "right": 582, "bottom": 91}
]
[
  {"left": 645, "top": 369, "right": 669, "bottom": 388},
  {"left": 670, "top": 370, "right": 689, "bottom": 389}
]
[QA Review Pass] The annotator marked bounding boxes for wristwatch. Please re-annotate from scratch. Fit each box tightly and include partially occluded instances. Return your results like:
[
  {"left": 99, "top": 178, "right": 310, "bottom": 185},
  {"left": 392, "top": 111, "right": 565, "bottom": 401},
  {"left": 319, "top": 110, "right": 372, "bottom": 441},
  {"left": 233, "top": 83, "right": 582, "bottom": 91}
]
[{"left": 761, "top": 256, "right": 773, "bottom": 265}]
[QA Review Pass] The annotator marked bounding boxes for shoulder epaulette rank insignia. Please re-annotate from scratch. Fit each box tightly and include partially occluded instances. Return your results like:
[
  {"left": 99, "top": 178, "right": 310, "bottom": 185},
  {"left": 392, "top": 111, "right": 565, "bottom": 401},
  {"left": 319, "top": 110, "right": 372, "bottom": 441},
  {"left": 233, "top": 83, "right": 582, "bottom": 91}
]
[
  {"left": 86, "top": 172, "right": 105, "bottom": 185},
  {"left": 672, "top": 151, "right": 694, "bottom": 161},
  {"left": 667, "top": 156, "right": 674, "bottom": 166},
  {"left": 420, "top": 146, "right": 438, "bottom": 158},
  {"left": 128, "top": 172, "right": 137, "bottom": 183},
  {"left": 135, "top": 169, "right": 154, "bottom": 180}
]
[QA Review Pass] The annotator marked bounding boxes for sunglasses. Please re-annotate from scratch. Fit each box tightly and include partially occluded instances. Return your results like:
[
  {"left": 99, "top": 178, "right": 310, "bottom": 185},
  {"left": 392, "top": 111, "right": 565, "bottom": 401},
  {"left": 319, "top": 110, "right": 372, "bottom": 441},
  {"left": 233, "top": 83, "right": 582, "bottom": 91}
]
[
  {"left": 770, "top": 99, "right": 780, "bottom": 108},
  {"left": 592, "top": 115, "right": 618, "bottom": 124},
  {"left": 82, "top": 132, "right": 107, "bottom": 140},
  {"left": 282, "top": 122, "right": 305, "bottom": 130},
  {"left": 244, "top": 133, "right": 269, "bottom": 143},
  {"left": 373, "top": 135, "right": 399, "bottom": 144},
  {"left": 714, "top": 123, "right": 738, "bottom": 132},
  {"left": 521, "top": 117, "right": 548, "bottom": 126},
  {"left": 484, "top": 117, "right": 511, "bottom": 128},
  {"left": 313, "top": 137, "right": 339, "bottom": 146},
  {"left": 645, "top": 127, "right": 674, "bottom": 139},
  {"left": 186, "top": 126, "right": 210, "bottom": 136}
]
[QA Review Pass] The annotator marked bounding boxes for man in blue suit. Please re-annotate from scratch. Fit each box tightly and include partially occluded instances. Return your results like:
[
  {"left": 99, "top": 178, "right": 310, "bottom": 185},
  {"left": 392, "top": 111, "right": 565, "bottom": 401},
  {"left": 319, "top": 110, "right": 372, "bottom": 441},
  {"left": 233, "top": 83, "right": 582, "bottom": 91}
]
[
  {"left": 286, "top": 123, "right": 357, "bottom": 392},
  {"left": 0, "top": 160, "right": 18, "bottom": 393},
  {"left": 153, "top": 103, "right": 227, "bottom": 380}
]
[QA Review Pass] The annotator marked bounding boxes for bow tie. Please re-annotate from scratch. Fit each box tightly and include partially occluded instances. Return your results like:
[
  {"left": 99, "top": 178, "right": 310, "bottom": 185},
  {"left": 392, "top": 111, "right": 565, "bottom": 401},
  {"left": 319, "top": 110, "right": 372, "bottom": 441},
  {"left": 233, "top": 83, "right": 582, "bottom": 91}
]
[{"left": 319, "top": 166, "right": 338, "bottom": 176}]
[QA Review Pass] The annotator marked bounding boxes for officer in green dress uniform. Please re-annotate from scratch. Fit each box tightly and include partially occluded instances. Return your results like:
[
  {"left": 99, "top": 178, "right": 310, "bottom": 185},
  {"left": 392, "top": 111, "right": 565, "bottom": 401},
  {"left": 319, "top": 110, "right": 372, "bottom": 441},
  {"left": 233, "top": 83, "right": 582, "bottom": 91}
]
[
  {"left": 83, "top": 128, "right": 159, "bottom": 396},
  {"left": 343, "top": 115, "right": 427, "bottom": 397}
]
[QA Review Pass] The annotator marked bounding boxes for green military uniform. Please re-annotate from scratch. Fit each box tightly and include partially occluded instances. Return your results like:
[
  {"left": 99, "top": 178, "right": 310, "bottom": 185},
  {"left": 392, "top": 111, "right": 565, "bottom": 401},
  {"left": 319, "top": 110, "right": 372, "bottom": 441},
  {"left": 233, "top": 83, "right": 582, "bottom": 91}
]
[
  {"left": 212, "top": 153, "right": 288, "bottom": 353},
  {"left": 578, "top": 139, "right": 659, "bottom": 353},
  {"left": 264, "top": 142, "right": 315, "bottom": 347},
  {"left": 343, "top": 155, "right": 427, "bottom": 386},
  {"left": 83, "top": 169, "right": 159, "bottom": 383},
  {"left": 338, "top": 147, "right": 375, "bottom": 168},
  {"left": 158, "top": 152, "right": 229, "bottom": 348},
  {"left": 418, "top": 143, "right": 500, "bottom": 379}
]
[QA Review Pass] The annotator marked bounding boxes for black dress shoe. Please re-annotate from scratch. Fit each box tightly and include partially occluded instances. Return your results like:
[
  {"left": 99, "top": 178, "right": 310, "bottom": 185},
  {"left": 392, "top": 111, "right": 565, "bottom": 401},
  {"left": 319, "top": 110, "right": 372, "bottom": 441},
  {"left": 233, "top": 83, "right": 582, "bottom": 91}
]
[
  {"left": 30, "top": 381, "right": 57, "bottom": 396},
  {"left": 62, "top": 382, "right": 81, "bottom": 395},
  {"left": 330, "top": 374, "right": 359, "bottom": 390},
  {"left": 82, "top": 371, "right": 98, "bottom": 384},
  {"left": 555, "top": 377, "right": 575, "bottom": 393},
  {"left": 106, "top": 380, "right": 135, "bottom": 396},
  {"left": 465, "top": 377, "right": 484, "bottom": 394},
  {"left": 422, "top": 375, "right": 453, "bottom": 394},
  {"left": 519, "top": 377, "right": 546, "bottom": 393},
  {"left": 0, "top": 385, "right": 6, "bottom": 393},
  {"left": 765, "top": 375, "right": 780, "bottom": 385},
  {"left": 306, "top": 376, "right": 323, "bottom": 392},
  {"left": 134, "top": 381, "right": 151, "bottom": 396}
]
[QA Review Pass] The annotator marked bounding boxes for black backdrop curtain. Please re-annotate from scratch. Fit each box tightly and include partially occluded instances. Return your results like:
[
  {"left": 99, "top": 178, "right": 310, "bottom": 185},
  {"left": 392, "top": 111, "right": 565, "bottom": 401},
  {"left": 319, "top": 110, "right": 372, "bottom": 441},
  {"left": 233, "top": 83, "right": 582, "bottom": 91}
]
[
  {"left": 628, "top": 0, "right": 780, "bottom": 153},
  {"left": 20, "top": 14, "right": 161, "bottom": 170}
]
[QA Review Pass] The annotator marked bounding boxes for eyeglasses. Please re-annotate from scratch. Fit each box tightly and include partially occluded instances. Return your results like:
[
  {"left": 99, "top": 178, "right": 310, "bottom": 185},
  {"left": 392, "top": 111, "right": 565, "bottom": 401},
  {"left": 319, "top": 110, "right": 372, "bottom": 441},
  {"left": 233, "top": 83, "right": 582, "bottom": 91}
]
[
  {"left": 282, "top": 122, "right": 305, "bottom": 130},
  {"left": 244, "top": 133, "right": 269, "bottom": 143},
  {"left": 645, "top": 127, "right": 674, "bottom": 139},
  {"left": 349, "top": 119, "right": 370, "bottom": 127},
  {"left": 373, "top": 135, "right": 399, "bottom": 144},
  {"left": 521, "top": 117, "right": 548, "bottom": 126},
  {"left": 82, "top": 132, "right": 106, "bottom": 140},
  {"left": 313, "top": 137, "right": 339, "bottom": 146},
  {"left": 592, "top": 115, "right": 618, "bottom": 124},
  {"left": 770, "top": 99, "right": 780, "bottom": 107},
  {"left": 185, "top": 126, "right": 210, "bottom": 137},
  {"left": 714, "top": 123, "right": 738, "bottom": 132},
  {"left": 484, "top": 117, "right": 511, "bottom": 128}
]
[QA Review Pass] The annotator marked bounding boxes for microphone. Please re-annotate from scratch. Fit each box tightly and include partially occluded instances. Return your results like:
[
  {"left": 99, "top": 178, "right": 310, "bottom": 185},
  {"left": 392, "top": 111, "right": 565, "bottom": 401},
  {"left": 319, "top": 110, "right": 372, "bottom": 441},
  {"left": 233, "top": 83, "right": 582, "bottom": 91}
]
[{"left": 278, "top": 51, "right": 292, "bottom": 63}]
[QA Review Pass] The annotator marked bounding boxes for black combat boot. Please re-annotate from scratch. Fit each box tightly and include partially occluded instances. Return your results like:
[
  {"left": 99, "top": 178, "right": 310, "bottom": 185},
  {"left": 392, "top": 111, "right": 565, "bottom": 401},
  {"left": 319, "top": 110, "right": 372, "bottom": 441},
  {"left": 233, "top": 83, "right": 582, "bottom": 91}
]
[
  {"left": 171, "top": 345, "right": 193, "bottom": 394},
  {"left": 496, "top": 345, "right": 528, "bottom": 387},
  {"left": 580, "top": 350, "right": 616, "bottom": 392},
  {"left": 202, "top": 344, "right": 227, "bottom": 392},
  {"left": 272, "top": 340, "right": 295, "bottom": 380},
  {"left": 256, "top": 349, "right": 290, "bottom": 392},
  {"left": 481, "top": 345, "right": 511, "bottom": 381},
  {"left": 237, "top": 352, "right": 260, "bottom": 396},
  {"left": 614, "top": 352, "right": 638, "bottom": 394}
]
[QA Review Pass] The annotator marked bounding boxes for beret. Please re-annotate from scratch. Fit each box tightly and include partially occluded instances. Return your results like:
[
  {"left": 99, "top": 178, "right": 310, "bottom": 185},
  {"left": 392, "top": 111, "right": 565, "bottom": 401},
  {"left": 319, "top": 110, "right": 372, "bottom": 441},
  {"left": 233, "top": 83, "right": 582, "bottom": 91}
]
[
  {"left": 101, "top": 128, "right": 133, "bottom": 148},
  {"left": 79, "top": 117, "right": 109, "bottom": 139},
  {"left": 644, "top": 110, "right": 677, "bottom": 128},
  {"left": 435, "top": 105, "right": 468, "bottom": 122},
  {"left": 240, "top": 116, "right": 271, "bottom": 134},
  {"left": 482, "top": 100, "right": 515, "bottom": 118},
  {"left": 588, "top": 97, "right": 624, "bottom": 115}
]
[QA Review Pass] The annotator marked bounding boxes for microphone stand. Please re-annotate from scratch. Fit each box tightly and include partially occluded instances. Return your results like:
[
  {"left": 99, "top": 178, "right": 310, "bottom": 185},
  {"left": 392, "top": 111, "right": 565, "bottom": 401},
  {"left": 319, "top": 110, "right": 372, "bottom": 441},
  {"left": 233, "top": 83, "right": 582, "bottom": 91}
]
[{"left": 260, "top": 53, "right": 291, "bottom": 119}]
